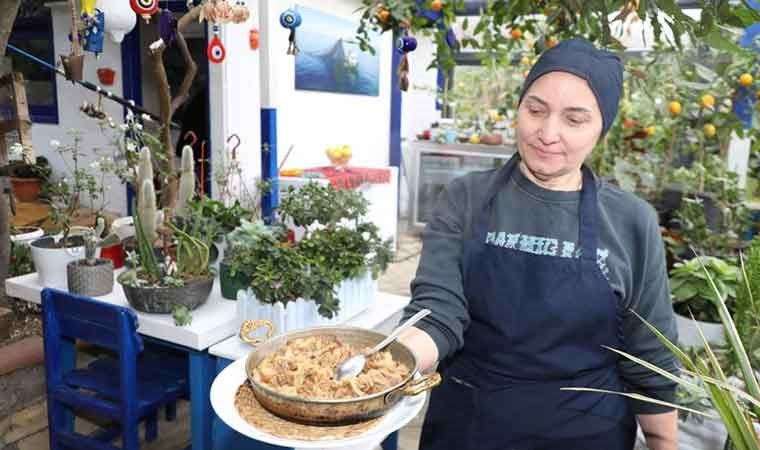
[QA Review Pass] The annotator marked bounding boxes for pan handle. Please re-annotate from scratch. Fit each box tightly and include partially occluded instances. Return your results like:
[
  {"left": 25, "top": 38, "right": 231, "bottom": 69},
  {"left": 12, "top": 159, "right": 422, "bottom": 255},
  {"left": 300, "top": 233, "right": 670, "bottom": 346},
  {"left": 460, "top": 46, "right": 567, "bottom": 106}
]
[
  {"left": 403, "top": 372, "right": 442, "bottom": 396},
  {"left": 239, "top": 319, "right": 275, "bottom": 346}
]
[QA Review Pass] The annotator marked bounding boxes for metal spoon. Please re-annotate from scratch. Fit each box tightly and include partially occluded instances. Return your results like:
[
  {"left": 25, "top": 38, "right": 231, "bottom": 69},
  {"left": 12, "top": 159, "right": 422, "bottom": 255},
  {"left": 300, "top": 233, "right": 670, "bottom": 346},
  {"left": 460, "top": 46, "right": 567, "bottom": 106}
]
[{"left": 335, "top": 309, "right": 431, "bottom": 381}]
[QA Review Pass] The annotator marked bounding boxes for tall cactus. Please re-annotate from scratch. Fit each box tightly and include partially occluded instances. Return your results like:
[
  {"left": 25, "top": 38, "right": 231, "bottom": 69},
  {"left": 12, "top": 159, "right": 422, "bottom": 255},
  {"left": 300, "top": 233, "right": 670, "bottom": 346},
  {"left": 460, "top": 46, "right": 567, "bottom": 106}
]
[
  {"left": 139, "top": 180, "right": 160, "bottom": 244},
  {"left": 175, "top": 145, "right": 195, "bottom": 218},
  {"left": 137, "top": 146, "right": 153, "bottom": 195}
]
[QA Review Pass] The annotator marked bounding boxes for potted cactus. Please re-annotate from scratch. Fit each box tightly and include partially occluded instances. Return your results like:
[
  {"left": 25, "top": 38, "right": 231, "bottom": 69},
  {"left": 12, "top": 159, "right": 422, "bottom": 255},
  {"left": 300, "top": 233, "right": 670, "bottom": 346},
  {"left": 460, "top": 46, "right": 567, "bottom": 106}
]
[
  {"left": 66, "top": 217, "right": 121, "bottom": 296},
  {"left": 117, "top": 146, "right": 214, "bottom": 316}
]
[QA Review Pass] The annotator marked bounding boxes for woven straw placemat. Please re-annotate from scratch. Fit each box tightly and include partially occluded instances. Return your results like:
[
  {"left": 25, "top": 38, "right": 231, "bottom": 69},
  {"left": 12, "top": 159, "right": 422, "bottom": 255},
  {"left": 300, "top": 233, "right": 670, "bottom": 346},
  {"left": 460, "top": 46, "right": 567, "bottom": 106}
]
[{"left": 234, "top": 381, "right": 381, "bottom": 441}]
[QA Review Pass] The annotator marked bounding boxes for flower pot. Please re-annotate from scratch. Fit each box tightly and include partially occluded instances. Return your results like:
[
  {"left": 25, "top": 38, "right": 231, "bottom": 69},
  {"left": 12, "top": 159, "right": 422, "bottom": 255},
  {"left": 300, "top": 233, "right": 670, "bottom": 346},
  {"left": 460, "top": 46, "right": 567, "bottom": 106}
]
[
  {"left": 236, "top": 272, "right": 377, "bottom": 335},
  {"left": 121, "top": 276, "right": 214, "bottom": 313},
  {"left": 96, "top": 68, "right": 115, "bottom": 85},
  {"left": 67, "top": 259, "right": 114, "bottom": 296},
  {"left": 479, "top": 133, "right": 503, "bottom": 145},
  {"left": 219, "top": 261, "right": 252, "bottom": 300},
  {"left": 30, "top": 236, "right": 99, "bottom": 288},
  {"left": 60, "top": 53, "right": 84, "bottom": 82},
  {"left": 675, "top": 312, "right": 725, "bottom": 349},
  {"left": 10, "top": 226, "right": 44, "bottom": 246},
  {"left": 10, "top": 177, "right": 42, "bottom": 202},
  {"left": 99, "top": 242, "right": 125, "bottom": 269}
]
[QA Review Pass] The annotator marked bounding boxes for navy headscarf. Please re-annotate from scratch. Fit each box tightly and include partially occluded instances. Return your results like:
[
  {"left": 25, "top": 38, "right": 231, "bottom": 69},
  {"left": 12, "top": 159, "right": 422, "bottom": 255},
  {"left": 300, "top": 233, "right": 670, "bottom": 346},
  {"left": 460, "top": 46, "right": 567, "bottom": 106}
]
[{"left": 519, "top": 38, "right": 624, "bottom": 137}]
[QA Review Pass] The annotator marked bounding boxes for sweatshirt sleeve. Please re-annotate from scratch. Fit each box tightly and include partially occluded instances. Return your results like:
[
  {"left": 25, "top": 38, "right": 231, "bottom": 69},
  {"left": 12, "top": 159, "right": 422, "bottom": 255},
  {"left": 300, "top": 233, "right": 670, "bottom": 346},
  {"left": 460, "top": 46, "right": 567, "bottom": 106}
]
[
  {"left": 401, "top": 177, "right": 470, "bottom": 361},
  {"left": 620, "top": 204, "right": 680, "bottom": 414}
]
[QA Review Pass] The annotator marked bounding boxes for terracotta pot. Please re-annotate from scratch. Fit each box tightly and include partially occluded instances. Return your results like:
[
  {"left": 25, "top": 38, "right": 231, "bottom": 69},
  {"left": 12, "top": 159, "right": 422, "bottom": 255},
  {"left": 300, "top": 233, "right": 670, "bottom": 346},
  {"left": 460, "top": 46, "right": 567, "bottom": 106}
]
[
  {"left": 100, "top": 242, "right": 125, "bottom": 269},
  {"left": 60, "top": 53, "right": 84, "bottom": 82},
  {"left": 10, "top": 177, "right": 41, "bottom": 202},
  {"left": 96, "top": 68, "right": 115, "bottom": 85},
  {"left": 479, "top": 134, "right": 503, "bottom": 145}
]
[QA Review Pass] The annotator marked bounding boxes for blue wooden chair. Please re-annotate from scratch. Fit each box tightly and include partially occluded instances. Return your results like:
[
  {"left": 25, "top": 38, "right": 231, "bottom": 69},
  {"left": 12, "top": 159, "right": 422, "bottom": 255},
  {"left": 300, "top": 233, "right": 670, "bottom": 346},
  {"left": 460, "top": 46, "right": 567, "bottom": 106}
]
[{"left": 42, "top": 288, "right": 189, "bottom": 450}]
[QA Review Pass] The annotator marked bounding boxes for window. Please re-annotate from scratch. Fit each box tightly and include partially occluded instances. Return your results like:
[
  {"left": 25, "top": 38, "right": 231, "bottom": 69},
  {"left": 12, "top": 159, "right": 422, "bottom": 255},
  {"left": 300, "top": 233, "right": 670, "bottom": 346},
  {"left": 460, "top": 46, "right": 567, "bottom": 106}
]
[{"left": 8, "top": 14, "right": 58, "bottom": 124}]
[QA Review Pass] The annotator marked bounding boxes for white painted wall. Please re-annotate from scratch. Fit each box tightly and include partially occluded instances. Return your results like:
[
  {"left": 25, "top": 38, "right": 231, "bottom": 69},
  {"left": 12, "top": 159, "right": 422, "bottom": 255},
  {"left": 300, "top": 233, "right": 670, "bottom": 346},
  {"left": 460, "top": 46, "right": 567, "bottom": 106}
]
[
  {"left": 261, "top": 0, "right": 394, "bottom": 169},
  {"left": 400, "top": 35, "right": 440, "bottom": 143},
  {"left": 210, "top": 7, "right": 262, "bottom": 202},
  {"left": 29, "top": 2, "right": 128, "bottom": 215}
]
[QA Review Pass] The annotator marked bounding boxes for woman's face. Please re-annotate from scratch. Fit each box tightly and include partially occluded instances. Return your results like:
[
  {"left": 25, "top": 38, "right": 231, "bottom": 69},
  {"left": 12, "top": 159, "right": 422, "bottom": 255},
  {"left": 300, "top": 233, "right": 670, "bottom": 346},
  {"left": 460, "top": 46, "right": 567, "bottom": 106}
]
[{"left": 516, "top": 71, "right": 603, "bottom": 183}]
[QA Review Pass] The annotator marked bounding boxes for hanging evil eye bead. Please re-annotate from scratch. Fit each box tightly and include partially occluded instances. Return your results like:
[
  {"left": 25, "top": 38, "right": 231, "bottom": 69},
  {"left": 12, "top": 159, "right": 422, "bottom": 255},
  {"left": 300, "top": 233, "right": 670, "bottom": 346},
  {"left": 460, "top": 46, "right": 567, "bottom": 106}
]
[
  {"left": 279, "top": 8, "right": 302, "bottom": 29},
  {"left": 396, "top": 35, "right": 417, "bottom": 54},
  {"left": 130, "top": 0, "right": 158, "bottom": 23},
  {"left": 280, "top": 8, "right": 302, "bottom": 55},
  {"left": 207, "top": 26, "right": 226, "bottom": 63}
]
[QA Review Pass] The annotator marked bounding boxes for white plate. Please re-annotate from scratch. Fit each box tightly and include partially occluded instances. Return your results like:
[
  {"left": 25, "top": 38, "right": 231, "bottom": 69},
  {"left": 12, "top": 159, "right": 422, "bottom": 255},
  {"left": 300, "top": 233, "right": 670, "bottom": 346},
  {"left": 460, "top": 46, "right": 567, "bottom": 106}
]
[{"left": 210, "top": 356, "right": 428, "bottom": 449}]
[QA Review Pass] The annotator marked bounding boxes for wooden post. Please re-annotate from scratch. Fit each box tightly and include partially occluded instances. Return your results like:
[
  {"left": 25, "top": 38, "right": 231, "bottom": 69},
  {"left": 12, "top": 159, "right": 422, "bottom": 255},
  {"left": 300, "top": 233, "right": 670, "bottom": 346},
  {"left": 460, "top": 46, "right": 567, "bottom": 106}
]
[{"left": 0, "top": 0, "right": 24, "bottom": 294}]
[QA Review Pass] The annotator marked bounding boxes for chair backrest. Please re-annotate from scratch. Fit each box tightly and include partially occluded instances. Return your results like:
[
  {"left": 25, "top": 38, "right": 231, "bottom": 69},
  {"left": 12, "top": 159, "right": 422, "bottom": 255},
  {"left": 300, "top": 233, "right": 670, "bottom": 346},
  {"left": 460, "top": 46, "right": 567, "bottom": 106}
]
[{"left": 42, "top": 288, "right": 143, "bottom": 354}]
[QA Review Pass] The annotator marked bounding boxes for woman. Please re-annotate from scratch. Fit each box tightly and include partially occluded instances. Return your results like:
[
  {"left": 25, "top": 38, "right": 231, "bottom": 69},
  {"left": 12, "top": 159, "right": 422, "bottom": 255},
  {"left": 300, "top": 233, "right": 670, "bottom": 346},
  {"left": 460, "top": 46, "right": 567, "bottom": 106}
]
[{"left": 398, "top": 38, "right": 679, "bottom": 450}]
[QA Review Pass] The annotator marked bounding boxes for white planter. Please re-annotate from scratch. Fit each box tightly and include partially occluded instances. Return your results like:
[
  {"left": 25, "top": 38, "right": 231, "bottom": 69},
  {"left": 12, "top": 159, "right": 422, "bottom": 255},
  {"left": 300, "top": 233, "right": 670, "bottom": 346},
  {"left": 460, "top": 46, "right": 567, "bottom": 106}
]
[
  {"left": 30, "top": 237, "right": 101, "bottom": 288},
  {"left": 675, "top": 312, "right": 726, "bottom": 349},
  {"left": 10, "top": 227, "right": 44, "bottom": 246},
  {"left": 236, "top": 272, "right": 377, "bottom": 335}
]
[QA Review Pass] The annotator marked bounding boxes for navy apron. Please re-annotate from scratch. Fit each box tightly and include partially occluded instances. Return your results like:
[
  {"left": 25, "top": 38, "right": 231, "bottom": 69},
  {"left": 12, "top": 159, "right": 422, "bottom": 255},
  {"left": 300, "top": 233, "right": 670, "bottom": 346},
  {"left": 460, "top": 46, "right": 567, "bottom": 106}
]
[{"left": 420, "top": 157, "right": 636, "bottom": 450}]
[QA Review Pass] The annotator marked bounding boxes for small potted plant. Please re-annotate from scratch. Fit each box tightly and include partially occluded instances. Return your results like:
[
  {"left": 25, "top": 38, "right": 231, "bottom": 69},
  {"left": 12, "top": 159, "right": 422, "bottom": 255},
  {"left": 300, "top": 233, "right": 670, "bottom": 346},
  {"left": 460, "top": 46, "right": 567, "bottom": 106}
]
[
  {"left": 5, "top": 143, "right": 51, "bottom": 202},
  {"left": 670, "top": 255, "right": 741, "bottom": 348},
  {"left": 219, "top": 218, "right": 271, "bottom": 300},
  {"left": 236, "top": 183, "right": 393, "bottom": 334},
  {"left": 29, "top": 133, "right": 106, "bottom": 287},
  {"left": 117, "top": 147, "right": 214, "bottom": 318},
  {"left": 67, "top": 217, "right": 120, "bottom": 296}
]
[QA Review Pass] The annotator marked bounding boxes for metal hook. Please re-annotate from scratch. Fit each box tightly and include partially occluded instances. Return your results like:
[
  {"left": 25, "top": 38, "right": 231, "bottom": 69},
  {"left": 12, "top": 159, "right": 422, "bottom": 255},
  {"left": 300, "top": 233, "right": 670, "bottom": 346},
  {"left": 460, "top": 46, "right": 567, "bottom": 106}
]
[
  {"left": 199, "top": 140, "right": 207, "bottom": 197},
  {"left": 226, "top": 134, "right": 241, "bottom": 160},
  {"left": 184, "top": 130, "right": 198, "bottom": 147}
]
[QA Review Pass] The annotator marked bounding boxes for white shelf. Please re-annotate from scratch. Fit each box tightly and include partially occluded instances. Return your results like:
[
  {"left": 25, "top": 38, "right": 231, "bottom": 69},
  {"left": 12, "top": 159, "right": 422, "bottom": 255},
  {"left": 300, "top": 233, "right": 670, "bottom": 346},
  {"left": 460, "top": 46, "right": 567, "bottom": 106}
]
[{"left": 5, "top": 272, "right": 238, "bottom": 351}]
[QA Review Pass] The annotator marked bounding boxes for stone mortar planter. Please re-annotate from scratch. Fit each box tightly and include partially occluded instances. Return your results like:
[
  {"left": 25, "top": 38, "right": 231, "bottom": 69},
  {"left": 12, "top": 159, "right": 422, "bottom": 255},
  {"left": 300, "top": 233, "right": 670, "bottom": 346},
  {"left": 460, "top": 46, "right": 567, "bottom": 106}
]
[
  {"left": 121, "top": 276, "right": 214, "bottom": 313},
  {"left": 67, "top": 259, "right": 114, "bottom": 297}
]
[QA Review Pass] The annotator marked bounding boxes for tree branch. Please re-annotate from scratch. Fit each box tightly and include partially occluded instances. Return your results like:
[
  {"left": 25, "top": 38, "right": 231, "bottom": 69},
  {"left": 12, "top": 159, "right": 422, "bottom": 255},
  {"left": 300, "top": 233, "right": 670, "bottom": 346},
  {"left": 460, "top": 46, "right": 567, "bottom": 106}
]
[
  {"left": 170, "top": 31, "right": 197, "bottom": 117},
  {"left": 149, "top": 5, "right": 202, "bottom": 209}
]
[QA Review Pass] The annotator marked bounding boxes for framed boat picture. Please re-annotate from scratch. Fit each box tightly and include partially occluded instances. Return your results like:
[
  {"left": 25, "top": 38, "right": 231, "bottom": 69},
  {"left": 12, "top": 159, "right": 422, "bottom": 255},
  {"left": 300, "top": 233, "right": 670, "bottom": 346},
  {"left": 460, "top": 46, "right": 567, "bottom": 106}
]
[{"left": 294, "top": 6, "right": 380, "bottom": 96}]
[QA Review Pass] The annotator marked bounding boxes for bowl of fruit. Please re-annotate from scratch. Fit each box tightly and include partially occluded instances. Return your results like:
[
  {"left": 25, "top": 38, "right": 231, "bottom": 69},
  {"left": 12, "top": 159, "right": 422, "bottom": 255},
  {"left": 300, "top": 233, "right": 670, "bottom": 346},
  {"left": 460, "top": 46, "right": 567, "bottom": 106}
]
[{"left": 326, "top": 145, "right": 353, "bottom": 170}]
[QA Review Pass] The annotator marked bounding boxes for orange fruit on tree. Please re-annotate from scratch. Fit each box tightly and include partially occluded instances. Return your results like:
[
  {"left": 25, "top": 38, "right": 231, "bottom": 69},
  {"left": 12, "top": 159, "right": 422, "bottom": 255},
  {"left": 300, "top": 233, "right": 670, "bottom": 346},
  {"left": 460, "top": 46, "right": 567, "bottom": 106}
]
[
  {"left": 523, "top": 70, "right": 530, "bottom": 77},
  {"left": 644, "top": 126, "right": 656, "bottom": 137},
  {"left": 699, "top": 94, "right": 715, "bottom": 109},
  {"left": 520, "top": 56, "right": 530, "bottom": 65},
  {"left": 739, "top": 73, "right": 754, "bottom": 87},
  {"left": 377, "top": 8, "right": 391, "bottom": 24},
  {"left": 430, "top": 0, "right": 443, "bottom": 12},
  {"left": 510, "top": 28, "right": 523, "bottom": 40},
  {"left": 703, "top": 123, "right": 716, "bottom": 138},
  {"left": 668, "top": 101, "right": 682, "bottom": 116}
]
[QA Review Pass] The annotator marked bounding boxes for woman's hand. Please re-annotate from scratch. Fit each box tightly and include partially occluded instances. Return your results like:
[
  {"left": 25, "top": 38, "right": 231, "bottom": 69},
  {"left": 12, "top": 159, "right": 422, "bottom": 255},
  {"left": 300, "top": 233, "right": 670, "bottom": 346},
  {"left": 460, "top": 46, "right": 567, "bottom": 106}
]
[
  {"left": 398, "top": 326, "right": 439, "bottom": 373},
  {"left": 638, "top": 410, "right": 677, "bottom": 450}
]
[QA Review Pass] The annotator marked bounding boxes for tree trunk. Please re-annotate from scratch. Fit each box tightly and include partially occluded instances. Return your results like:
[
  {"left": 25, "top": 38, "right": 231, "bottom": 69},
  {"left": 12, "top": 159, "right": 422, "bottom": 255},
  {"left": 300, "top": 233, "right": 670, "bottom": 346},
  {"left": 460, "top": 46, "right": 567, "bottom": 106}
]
[
  {"left": 150, "top": 6, "right": 200, "bottom": 209},
  {"left": 0, "top": 0, "right": 24, "bottom": 297}
]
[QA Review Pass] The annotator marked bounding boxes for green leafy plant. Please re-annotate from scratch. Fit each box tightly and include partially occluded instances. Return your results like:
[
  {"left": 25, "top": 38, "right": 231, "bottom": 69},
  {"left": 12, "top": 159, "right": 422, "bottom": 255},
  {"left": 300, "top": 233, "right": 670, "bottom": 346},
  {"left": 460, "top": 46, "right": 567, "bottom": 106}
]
[
  {"left": 727, "top": 237, "right": 760, "bottom": 375},
  {"left": 566, "top": 251, "right": 760, "bottom": 450},
  {"left": 46, "top": 131, "right": 110, "bottom": 245},
  {"left": 229, "top": 183, "right": 394, "bottom": 319},
  {"left": 670, "top": 255, "right": 741, "bottom": 323},
  {"left": 82, "top": 217, "right": 120, "bottom": 266}
]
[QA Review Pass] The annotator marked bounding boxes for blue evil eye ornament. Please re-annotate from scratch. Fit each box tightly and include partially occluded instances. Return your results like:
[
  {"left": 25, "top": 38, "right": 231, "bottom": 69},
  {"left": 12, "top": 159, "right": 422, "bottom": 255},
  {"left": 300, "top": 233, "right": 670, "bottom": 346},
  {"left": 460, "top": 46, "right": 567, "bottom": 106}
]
[
  {"left": 279, "top": 8, "right": 302, "bottom": 55},
  {"left": 82, "top": 9, "right": 105, "bottom": 56},
  {"left": 279, "top": 8, "right": 302, "bottom": 28},
  {"left": 396, "top": 35, "right": 417, "bottom": 54}
]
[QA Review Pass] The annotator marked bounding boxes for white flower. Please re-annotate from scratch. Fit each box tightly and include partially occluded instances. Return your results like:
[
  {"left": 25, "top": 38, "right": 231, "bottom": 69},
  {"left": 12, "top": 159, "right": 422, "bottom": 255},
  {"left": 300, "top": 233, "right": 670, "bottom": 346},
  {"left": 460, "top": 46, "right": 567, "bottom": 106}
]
[
  {"left": 90, "top": 161, "right": 101, "bottom": 170},
  {"left": 362, "top": 232, "right": 371, "bottom": 241},
  {"left": 107, "top": 118, "right": 116, "bottom": 128},
  {"left": 50, "top": 139, "right": 60, "bottom": 148},
  {"left": 141, "top": 113, "right": 152, "bottom": 122},
  {"left": 126, "top": 142, "right": 137, "bottom": 152},
  {"left": 8, "top": 143, "right": 23, "bottom": 159},
  {"left": 134, "top": 123, "right": 143, "bottom": 131},
  {"left": 119, "top": 124, "right": 129, "bottom": 132}
]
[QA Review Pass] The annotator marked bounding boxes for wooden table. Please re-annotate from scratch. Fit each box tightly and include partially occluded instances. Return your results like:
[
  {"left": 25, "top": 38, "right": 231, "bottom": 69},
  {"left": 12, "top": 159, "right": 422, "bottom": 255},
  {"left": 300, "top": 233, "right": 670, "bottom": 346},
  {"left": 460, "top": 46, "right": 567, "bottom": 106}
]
[{"left": 5, "top": 272, "right": 239, "bottom": 450}]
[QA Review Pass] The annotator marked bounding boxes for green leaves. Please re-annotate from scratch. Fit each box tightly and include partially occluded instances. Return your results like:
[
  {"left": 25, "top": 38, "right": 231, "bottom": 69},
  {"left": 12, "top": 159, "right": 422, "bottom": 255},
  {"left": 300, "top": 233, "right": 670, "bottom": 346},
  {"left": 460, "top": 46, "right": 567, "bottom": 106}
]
[{"left": 670, "top": 255, "right": 741, "bottom": 323}]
